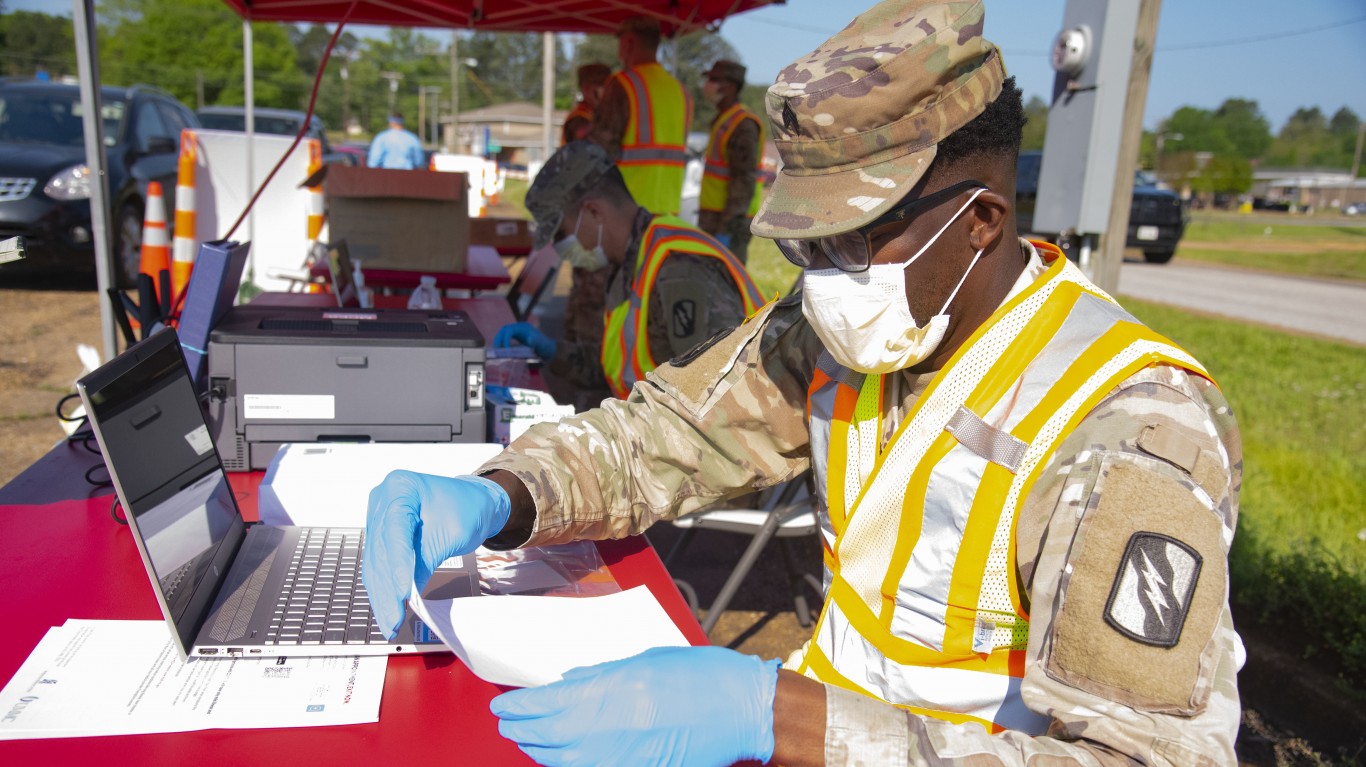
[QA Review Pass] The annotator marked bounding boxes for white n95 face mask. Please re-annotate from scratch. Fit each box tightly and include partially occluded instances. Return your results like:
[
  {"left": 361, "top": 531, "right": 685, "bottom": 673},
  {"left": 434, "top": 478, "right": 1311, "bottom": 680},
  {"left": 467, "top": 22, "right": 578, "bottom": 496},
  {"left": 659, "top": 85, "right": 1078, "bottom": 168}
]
[
  {"left": 554, "top": 209, "right": 609, "bottom": 271},
  {"left": 802, "top": 188, "right": 986, "bottom": 374}
]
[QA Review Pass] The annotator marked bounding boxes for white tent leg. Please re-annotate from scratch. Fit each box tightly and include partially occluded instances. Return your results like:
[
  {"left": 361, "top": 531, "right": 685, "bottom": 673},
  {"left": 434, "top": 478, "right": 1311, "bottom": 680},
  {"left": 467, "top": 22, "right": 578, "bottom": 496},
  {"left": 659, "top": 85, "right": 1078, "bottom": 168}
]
[
  {"left": 72, "top": 0, "right": 118, "bottom": 361},
  {"left": 244, "top": 18, "right": 256, "bottom": 285}
]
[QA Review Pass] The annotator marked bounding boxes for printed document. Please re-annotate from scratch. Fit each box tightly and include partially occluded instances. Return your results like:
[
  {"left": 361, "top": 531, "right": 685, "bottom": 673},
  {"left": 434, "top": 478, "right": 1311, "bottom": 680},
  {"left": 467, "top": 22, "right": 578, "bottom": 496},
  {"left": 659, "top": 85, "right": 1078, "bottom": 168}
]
[
  {"left": 0, "top": 620, "right": 386, "bottom": 739},
  {"left": 409, "top": 585, "right": 689, "bottom": 688}
]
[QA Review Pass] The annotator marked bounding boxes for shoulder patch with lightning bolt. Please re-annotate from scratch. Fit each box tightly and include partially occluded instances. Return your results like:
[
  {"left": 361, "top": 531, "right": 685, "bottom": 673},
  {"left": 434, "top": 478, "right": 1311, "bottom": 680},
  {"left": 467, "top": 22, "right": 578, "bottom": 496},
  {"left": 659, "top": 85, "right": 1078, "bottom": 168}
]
[{"left": 1104, "top": 532, "right": 1204, "bottom": 647}]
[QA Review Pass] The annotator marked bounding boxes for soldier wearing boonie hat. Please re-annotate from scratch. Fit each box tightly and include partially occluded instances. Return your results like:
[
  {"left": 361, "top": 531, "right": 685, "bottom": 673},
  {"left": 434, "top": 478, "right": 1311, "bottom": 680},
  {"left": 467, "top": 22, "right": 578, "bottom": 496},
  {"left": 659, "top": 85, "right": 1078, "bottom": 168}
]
[
  {"left": 698, "top": 59, "right": 764, "bottom": 263},
  {"left": 492, "top": 140, "right": 765, "bottom": 408},
  {"left": 364, "top": 2, "right": 1244, "bottom": 764}
]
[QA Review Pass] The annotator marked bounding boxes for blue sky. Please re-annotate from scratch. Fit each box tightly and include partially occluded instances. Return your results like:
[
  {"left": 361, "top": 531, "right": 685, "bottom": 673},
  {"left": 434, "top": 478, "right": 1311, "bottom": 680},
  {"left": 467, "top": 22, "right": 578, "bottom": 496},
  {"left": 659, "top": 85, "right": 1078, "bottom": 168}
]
[{"left": 15, "top": 0, "right": 1366, "bottom": 131}]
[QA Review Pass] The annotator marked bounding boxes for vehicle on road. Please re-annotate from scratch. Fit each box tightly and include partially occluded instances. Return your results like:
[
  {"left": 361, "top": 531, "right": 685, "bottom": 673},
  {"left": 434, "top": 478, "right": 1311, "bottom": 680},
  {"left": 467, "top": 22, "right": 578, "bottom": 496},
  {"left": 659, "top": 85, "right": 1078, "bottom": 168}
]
[
  {"left": 1015, "top": 149, "right": 1188, "bottom": 264},
  {"left": 0, "top": 79, "right": 199, "bottom": 286},
  {"left": 195, "top": 106, "right": 355, "bottom": 167},
  {"left": 1344, "top": 201, "right": 1366, "bottom": 216}
]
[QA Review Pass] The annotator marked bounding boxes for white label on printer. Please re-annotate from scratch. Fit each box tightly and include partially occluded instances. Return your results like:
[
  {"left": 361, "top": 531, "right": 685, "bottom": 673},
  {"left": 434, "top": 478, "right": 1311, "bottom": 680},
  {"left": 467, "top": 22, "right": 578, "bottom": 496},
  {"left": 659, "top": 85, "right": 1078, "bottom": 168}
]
[
  {"left": 244, "top": 394, "right": 336, "bottom": 420},
  {"left": 184, "top": 424, "right": 213, "bottom": 455}
]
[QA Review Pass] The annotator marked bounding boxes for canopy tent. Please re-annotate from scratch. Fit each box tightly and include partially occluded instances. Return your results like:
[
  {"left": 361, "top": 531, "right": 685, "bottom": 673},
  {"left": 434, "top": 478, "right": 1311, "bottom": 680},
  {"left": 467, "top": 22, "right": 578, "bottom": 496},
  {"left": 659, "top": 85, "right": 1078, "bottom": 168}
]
[
  {"left": 217, "top": 0, "right": 781, "bottom": 35},
  {"left": 75, "top": 0, "right": 784, "bottom": 360}
]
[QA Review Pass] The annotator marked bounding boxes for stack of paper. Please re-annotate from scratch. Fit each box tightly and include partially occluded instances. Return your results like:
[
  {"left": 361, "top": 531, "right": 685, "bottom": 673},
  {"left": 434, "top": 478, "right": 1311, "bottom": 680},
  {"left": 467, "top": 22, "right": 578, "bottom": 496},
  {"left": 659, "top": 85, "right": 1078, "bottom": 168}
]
[{"left": 0, "top": 620, "right": 387, "bottom": 740}]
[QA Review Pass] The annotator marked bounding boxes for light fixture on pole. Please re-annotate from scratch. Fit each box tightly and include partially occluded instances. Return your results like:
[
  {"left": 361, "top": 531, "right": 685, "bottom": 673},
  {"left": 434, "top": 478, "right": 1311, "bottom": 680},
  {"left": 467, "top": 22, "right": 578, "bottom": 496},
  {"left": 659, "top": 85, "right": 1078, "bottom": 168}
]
[
  {"left": 380, "top": 71, "right": 402, "bottom": 115},
  {"left": 449, "top": 56, "right": 477, "bottom": 154}
]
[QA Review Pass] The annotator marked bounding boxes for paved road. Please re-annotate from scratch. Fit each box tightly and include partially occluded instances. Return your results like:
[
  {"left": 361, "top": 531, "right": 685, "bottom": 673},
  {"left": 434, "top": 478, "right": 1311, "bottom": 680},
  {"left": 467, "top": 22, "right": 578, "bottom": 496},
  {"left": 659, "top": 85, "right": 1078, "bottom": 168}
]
[{"left": 1117, "top": 261, "right": 1366, "bottom": 346}]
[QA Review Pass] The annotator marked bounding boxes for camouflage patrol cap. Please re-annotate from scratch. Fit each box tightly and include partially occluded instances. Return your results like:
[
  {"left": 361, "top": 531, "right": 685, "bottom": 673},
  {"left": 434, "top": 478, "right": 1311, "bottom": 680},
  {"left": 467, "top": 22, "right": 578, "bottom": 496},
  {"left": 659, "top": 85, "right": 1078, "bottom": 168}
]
[
  {"left": 752, "top": 0, "right": 1006, "bottom": 240},
  {"left": 526, "top": 140, "right": 615, "bottom": 249},
  {"left": 702, "top": 60, "right": 747, "bottom": 87}
]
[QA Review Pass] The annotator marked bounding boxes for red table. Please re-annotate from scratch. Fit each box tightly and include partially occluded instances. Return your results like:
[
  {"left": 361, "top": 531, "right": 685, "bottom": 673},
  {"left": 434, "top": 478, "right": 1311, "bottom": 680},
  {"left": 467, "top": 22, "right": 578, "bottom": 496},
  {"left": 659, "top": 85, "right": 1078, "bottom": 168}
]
[
  {"left": 311, "top": 244, "right": 511, "bottom": 293},
  {"left": 0, "top": 440, "right": 705, "bottom": 763}
]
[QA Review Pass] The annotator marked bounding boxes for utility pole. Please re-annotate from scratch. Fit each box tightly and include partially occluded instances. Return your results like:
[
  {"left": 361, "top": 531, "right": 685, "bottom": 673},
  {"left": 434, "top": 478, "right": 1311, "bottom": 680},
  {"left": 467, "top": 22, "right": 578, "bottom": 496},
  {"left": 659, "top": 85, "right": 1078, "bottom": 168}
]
[
  {"left": 542, "top": 31, "right": 554, "bottom": 165},
  {"left": 449, "top": 31, "right": 459, "bottom": 153},
  {"left": 340, "top": 63, "right": 351, "bottom": 135},
  {"left": 418, "top": 87, "right": 426, "bottom": 144},
  {"left": 1346, "top": 121, "right": 1364, "bottom": 208},
  {"left": 1096, "top": 0, "right": 1161, "bottom": 293},
  {"left": 196, "top": 70, "right": 204, "bottom": 110},
  {"left": 380, "top": 71, "right": 402, "bottom": 116}
]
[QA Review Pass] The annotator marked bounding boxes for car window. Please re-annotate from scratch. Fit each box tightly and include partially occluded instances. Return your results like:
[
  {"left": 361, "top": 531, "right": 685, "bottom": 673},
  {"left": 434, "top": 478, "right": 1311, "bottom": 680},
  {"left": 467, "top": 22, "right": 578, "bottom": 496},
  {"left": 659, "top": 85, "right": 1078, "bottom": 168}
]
[
  {"left": 0, "top": 90, "right": 90, "bottom": 147},
  {"left": 156, "top": 101, "right": 190, "bottom": 139},
  {"left": 134, "top": 100, "right": 170, "bottom": 150}
]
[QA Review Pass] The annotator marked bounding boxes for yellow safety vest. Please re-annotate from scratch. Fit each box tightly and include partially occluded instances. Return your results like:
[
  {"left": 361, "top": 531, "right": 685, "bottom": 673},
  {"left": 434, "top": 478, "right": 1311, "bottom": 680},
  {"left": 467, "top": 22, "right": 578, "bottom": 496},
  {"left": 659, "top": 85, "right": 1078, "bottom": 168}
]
[
  {"left": 700, "top": 102, "right": 763, "bottom": 217},
  {"left": 561, "top": 102, "right": 593, "bottom": 146},
  {"left": 612, "top": 63, "right": 691, "bottom": 216},
  {"left": 601, "top": 216, "right": 765, "bottom": 399},
  {"left": 796, "top": 242, "right": 1212, "bottom": 733}
]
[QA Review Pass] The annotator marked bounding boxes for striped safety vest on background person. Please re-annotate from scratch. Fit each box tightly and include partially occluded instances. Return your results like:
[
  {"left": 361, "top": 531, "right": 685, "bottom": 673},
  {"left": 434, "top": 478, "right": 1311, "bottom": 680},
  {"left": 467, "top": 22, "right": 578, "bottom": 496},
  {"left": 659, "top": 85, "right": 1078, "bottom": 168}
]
[
  {"left": 794, "top": 243, "right": 1212, "bottom": 733},
  {"left": 600, "top": 216, "right": 764, "bottom": 399},
  {"left": 700, "top": 102, "right": 764, "bottom": 217},
  {"left": 561, "top": 102, "right": 592, "bottom": 146},
  {"left": 612, "top": 63, "right": 691, "bottom": 216}
]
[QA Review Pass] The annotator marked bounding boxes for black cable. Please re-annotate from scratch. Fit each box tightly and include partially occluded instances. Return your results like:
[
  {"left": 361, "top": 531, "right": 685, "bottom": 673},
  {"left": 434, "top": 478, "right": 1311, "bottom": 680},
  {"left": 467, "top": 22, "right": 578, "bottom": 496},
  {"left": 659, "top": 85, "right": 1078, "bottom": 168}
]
[
  {"left": 85, "top": 462, "right": 112, "bottom": 489},
  {"left": 110, "top": 496, "right": 127, "bottom": 525}
]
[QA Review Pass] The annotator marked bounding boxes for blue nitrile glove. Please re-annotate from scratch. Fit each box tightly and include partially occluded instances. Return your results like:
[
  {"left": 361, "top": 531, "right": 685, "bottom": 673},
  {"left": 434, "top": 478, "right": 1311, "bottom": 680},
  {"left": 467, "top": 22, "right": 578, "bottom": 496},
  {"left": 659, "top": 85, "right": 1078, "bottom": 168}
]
[
  {"left": 494, "top": 322, "right": 557, "bottom": 360},
  {"left": 715, "top": 232, "right": 733, "bottom": 248},
  {"left": 363, "top": 471, "right": 511, "bottom": 638},
  {"left": 491, "top": 646, "right": 780, "bottom": 767}
]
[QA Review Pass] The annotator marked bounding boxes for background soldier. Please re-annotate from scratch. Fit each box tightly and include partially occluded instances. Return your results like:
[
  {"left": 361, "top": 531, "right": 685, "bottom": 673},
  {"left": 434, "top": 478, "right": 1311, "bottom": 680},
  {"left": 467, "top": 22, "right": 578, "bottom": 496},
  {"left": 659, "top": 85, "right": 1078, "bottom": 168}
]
[
  {"left": 589, "top": 16, "right": 692, "bottom": 215},
  {"left": 698, "top": 59, "right": 763, "bottom": 263},
  {"left": 561, "top": 62, "right": 612, "bottom": 146}
]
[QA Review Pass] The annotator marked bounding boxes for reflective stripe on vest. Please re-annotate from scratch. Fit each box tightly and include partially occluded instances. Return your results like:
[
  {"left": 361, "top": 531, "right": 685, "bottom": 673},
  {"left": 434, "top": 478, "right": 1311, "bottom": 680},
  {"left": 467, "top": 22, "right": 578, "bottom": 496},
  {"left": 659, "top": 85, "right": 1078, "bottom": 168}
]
[
  {"left": 700, "top": 103, "right": 764, "bottom": 217},
  {"left": 600, "top": 216, "right": 765, "bottom": 399},
  {"left": 795, "top": 243, "right": 1212, "bottom": 733},
  {"left": 614, "top": 63, "right": 690, "bottom": 215}
]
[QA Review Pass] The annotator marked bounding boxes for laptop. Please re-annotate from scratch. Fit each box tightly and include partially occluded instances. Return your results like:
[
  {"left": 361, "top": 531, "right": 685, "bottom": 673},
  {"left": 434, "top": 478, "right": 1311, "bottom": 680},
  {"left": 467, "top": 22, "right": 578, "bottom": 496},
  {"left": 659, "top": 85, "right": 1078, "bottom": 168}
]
[{"left": 77, "top": 327, "right": 477, "bottom": 659}]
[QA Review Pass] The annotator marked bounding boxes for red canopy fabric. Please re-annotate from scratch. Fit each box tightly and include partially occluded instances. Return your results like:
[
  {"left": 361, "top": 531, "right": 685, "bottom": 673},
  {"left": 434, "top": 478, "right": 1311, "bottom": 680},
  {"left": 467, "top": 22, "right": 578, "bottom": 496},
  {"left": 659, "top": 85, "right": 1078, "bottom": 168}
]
[{"left": 220, "top": 0, "right": 782, "bottom": 36}]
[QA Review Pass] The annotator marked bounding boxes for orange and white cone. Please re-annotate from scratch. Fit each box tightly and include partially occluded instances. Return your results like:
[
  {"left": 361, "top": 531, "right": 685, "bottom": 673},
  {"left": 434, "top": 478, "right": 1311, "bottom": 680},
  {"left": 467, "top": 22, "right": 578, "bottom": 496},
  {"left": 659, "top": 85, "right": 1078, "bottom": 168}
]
[
  {"left": 171, "top": 130, "right": 198, "bottom": 302},
  {"left": 139, "top": 180, "right": 170, "bottom": 295}
]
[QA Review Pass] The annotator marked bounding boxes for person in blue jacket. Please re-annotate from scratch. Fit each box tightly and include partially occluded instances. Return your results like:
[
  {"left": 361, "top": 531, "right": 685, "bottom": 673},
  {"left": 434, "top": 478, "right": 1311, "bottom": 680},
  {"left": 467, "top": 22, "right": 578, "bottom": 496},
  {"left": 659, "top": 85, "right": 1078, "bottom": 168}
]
[{"left": 367, "top": 114, "right": 424, "bottom": 170}]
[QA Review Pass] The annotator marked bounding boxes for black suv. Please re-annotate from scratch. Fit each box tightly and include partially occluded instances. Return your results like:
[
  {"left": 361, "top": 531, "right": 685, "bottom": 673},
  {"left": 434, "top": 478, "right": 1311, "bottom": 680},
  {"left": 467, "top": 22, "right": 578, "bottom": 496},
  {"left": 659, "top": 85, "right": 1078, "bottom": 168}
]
[
  {"left": 0, "top": 80, "right": 199, "bottom": 286},
  {"left": 1015, "top": 150, "right": 1187, "bottom": 264}
]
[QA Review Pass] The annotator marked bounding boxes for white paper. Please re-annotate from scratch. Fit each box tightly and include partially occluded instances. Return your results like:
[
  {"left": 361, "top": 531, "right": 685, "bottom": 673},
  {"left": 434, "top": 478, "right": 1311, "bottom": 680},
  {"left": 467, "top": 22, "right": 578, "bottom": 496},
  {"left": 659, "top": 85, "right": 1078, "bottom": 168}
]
[
  {"left": 0, "top": 620, "right": 386, "bottom": 740},
  {"left": 408, "top": 586, "right": 689, "bottom": 688},
  {"left": 259, "top": 442, "right": 505, "bottom": 526}
]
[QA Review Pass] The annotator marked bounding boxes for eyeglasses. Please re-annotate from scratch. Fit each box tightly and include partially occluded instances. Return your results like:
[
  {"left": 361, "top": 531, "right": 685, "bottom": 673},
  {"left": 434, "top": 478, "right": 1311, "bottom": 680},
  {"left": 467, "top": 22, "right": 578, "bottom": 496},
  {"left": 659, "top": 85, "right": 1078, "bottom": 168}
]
[{"left": 776, "top": 179, "right": 988, "bottom": 273}]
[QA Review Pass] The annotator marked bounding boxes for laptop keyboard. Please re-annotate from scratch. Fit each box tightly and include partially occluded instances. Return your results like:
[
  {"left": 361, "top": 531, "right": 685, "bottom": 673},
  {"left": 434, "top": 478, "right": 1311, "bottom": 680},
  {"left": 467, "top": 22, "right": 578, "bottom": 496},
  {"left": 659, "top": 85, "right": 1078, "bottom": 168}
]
[{"left": 265, "top": 528, "right": 386, "bottom": 645}]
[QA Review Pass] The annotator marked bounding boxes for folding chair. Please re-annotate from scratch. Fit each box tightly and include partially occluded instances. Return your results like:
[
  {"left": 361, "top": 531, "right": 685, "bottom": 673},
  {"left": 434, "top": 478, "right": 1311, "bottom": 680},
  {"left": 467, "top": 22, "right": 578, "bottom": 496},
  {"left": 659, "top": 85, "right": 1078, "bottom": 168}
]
[
  {"left": 664, "top": 474, "right": 823, "bottom": 635},
  {"left": 505, "top": 244, "right": 559, "bottom": 322}
]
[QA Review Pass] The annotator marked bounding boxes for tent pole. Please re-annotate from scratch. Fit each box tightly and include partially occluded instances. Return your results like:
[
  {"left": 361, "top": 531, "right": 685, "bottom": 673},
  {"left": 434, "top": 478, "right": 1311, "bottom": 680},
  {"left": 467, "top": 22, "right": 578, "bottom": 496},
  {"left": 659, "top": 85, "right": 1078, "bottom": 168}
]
[
  {"left": 243, "top": 19, "right": 256, "bottom": 285},
  {"left": 542, "top": 31, "right": 554, "bottom": 164},
  {"left": 71, "top": 0, "right": 117, "bottom": 361}
]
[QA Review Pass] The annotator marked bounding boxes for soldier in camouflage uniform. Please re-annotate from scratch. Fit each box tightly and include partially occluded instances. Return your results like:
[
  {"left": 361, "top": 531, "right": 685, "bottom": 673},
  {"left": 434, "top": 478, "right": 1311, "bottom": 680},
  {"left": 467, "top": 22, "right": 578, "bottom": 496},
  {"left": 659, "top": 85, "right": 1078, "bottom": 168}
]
[
  {"left": 697, "top": 59, "right": 763, "bottom": 263},
  {"left": 492, "top": 140, "right": 763, "bottom": 404},
  {"left": 364, "top": 2, "right": 1244, "bottom": 765}
]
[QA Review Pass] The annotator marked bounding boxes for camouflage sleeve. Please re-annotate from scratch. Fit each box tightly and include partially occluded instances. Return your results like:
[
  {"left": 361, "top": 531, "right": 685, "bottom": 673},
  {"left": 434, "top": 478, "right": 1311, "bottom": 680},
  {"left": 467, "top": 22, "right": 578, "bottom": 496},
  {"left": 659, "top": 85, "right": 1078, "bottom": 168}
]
[
  {"left": 478, "top": 295, "right": 822, "bottom": 547},
  {"left": 588, "top": 76, "right": 630, "bottom": 161},
  {"left": 648, "top": 252, "right": 749, "bottom": 362},
  {"left": 545, "top": 338, "right": 606, "bottom": 391},
  {"left": 721, "top": 118, "right": 760, "bottom": 224},
  {"left": 824, "top": 366, "right": 1245, "bottom": 766}
]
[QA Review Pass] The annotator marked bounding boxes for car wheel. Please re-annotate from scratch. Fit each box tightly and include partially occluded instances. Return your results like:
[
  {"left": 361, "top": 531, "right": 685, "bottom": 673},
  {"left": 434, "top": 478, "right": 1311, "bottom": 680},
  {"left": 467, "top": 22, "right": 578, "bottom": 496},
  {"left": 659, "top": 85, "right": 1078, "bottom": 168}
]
[
  {"left": 113, "top": 201, "right": 144, "bottom": 289},
  {"left": 1143, "top": 249, "right": 1175, "bottom": 264}
]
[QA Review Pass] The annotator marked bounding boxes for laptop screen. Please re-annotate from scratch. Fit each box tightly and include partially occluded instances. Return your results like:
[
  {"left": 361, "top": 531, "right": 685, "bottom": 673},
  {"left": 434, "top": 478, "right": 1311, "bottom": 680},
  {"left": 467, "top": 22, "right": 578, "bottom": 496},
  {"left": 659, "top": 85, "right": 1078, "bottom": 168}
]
[{"left": 80, "top": 329, "right": 245, "bottom": 647}]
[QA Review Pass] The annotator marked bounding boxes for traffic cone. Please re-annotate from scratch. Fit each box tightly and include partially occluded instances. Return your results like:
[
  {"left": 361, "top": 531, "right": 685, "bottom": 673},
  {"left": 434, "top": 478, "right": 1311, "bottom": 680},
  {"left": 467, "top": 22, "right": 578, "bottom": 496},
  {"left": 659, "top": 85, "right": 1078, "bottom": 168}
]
[
  {"left": 171, "top": 130, "right": 198, "bottom": 303},
  {"left": 139, "top": 180, "right": 170, "bottom": 295},
  {"left": 305, "top": 139, "right": 325, "bottom": 293}
]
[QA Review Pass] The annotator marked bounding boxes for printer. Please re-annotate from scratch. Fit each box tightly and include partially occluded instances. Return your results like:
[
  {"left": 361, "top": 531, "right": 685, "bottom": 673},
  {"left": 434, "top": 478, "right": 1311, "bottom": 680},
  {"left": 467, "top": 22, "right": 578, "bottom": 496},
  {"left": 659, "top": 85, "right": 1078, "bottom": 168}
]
[{"left": 206, "top": 305, "right": 486, "bottom": 471}]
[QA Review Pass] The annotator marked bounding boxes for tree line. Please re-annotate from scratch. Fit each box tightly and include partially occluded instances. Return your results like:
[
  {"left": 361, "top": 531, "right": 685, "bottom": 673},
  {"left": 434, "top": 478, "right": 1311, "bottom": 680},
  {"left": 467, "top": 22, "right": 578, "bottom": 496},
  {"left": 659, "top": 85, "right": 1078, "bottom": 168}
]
[{"left": 1, "top": 0, "right": 1359, "bottom": 197}]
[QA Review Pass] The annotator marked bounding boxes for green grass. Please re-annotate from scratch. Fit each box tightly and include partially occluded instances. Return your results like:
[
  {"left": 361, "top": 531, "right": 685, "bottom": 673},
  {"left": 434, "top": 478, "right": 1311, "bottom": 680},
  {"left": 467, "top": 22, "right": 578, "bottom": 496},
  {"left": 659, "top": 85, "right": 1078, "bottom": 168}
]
[
  {"left": 1121, "top": 296, "right": 1366, "bottom": 681},
  {"left": 1177, "top": 215, "right": 1366, "bottom": 281},
  {"left": 746, "top": 236, "right": 802, "bottom": 300}
]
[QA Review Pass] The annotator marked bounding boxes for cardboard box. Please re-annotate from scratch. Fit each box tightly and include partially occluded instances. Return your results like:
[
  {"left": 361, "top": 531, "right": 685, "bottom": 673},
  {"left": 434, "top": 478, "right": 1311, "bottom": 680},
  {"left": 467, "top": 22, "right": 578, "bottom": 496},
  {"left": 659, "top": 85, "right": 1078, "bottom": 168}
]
[
  {"left": 470, "top": 216, "right": 534, "bottom": 255},
  {"left": 309, "top": 165, "right": 469, "bottom": 273},
  {"left": 487, "top": 386, "right": 574, "bottom": 446}
]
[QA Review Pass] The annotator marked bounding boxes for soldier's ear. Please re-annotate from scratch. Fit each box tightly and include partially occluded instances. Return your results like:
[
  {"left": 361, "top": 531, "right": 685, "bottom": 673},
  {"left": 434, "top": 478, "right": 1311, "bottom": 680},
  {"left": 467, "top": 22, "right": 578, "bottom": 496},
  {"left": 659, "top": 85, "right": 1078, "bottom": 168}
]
[{"left": 967, "top": 189, "right": 1010, "bottom": 252}]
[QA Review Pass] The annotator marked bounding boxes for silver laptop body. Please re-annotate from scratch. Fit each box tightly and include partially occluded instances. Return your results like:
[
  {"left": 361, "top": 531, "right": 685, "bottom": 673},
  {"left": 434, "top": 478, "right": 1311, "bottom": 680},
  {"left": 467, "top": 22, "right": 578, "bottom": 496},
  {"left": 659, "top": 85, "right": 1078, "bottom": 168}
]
[{"left": 78, "top": 327, "right": 475, "bottom": 660}]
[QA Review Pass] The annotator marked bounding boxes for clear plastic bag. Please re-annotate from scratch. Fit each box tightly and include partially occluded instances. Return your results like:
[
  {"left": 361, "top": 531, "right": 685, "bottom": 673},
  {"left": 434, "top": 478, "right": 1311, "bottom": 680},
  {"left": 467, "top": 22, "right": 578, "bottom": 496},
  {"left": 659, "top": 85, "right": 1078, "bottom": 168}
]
[
  {"left": 475, "top": 540, "right": 620, "bottom": 598},
  {"left": 407, "top": 274, "right": 441, "bottom": 310}
]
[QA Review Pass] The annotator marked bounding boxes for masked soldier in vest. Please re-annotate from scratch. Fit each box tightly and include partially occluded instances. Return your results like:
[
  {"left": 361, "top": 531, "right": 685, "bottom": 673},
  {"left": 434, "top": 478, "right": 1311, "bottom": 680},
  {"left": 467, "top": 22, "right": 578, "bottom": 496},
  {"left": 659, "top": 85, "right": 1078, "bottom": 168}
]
[
  {"left": 589, "top": 16, "right": 693, "bottom": 216},
  {"left": 562, "top": 63, "right": 612, "bottom": 146},
  {"left": 365, "top": 2, "right": 1244, "bottom": 765},
  {"left": 698, "top": 59, "right": 763, "bottom": 264},
  {"left": 492, "top": 140, "right": 764, "bottom": 404}
]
